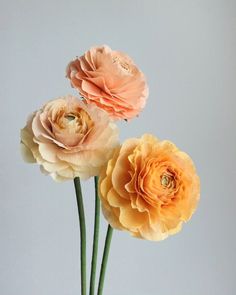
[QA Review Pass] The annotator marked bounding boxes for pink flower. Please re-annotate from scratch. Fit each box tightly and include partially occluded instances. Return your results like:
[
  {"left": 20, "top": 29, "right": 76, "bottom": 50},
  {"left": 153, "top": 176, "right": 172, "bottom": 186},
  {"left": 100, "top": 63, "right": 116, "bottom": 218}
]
[
  {"left": 66, "top": 45, "right": 149, "bottom": 120},
  {"left": 20, "top": 95, "right": 119, "bottom": 181}
]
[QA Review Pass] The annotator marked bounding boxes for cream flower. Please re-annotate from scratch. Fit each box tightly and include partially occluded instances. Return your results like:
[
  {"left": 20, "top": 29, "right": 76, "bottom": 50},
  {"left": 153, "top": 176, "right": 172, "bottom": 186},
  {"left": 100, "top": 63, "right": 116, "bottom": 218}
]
[
  {"left": 20, "top": 95, "right": 119, "bottom": 181},
  {"left": 66, "top": 45, "right": 149, "bottom": 120},
  {"left": 99, "top": 134, "right": 200, "bottom": 241}
]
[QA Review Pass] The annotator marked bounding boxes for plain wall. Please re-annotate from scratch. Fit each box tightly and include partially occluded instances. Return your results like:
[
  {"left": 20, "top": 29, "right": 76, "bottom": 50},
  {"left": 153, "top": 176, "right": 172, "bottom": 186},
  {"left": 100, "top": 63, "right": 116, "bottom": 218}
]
[{"left": 1, "top": 0, "right": 236, "bottom": 294}]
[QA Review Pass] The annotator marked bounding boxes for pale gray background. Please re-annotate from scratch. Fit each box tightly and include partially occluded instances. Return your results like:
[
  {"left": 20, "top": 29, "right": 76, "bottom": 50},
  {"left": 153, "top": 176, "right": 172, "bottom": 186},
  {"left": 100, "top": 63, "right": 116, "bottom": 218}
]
[{"left": 1, "top": 0, "right": 236, "bottom": 294}]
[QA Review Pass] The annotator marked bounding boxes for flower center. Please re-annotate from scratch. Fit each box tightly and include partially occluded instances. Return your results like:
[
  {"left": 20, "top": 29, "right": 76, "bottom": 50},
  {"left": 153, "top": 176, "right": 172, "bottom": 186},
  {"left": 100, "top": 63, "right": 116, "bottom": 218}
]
[
  {"left": 112, "top": 56, "right": 131, "bottom": 74},
  {"left": 160, "top": 173, "right": 176, "bottom": 190},
  {"left": 61, "top": 109, "right": 93, "bottom": 133},
  {"left": 161, "top": 175, "right": 170, "bottom": 187},
  {"left": 65, "top": 114, "right": 76, "bottom": 122}
]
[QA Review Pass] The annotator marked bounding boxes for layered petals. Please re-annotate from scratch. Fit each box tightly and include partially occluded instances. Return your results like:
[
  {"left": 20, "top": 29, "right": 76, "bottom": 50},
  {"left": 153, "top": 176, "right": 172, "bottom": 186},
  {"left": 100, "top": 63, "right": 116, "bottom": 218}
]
[
  {"left": 99, "top": 134, "right": 200, "bottom": 241},
  {"left": 20, "top": 95, "right": 119, "bottom": 181},
  {"left": 66, "top": 45, "right": 149, "bottom": 120}
]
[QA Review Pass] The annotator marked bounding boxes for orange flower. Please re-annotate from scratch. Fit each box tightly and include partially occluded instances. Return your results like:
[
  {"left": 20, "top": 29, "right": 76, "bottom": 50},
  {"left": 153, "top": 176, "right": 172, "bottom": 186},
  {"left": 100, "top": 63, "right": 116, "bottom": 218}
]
[
  {"left": 99, "top": 134, "right": 200, "bottom": 241},
  {"left": 66, "top": 45, "right": 149, "bottom": 120},
  {"left": 20, "top": 95, "right": 119, "bottom": 181}
]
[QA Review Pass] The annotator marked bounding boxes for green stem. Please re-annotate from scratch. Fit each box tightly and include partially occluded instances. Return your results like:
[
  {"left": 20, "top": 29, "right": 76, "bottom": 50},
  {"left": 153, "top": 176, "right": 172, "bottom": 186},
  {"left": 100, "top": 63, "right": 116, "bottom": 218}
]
[
  {"left": 89, "top": 176, "right": 100, "bottom": 295},
  {"left": 74, "top": 177, "right": 87, "bottom": 295},
  {"left": 97, "top": 225, "right": 113, "bottom": 295}
]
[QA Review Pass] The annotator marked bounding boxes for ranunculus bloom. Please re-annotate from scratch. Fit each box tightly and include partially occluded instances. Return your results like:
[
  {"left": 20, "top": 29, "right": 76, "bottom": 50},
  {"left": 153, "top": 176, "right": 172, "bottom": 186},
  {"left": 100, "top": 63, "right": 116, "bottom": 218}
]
[
  {"left": 20, "top": 95, "right": 119, "bottom": 181},
  {"left": 66, "top": 45, "right": 149, "bottom": 120},
  {"left": 99, "top": 134, "right": 200, "bottom": 241}
]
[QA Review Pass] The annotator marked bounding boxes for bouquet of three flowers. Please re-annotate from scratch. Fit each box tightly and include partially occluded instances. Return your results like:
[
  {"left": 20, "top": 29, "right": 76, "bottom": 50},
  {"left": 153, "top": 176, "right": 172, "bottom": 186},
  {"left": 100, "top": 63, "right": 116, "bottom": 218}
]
[{"left": 21, "top": 45, "right": 200, "bottom": 295}]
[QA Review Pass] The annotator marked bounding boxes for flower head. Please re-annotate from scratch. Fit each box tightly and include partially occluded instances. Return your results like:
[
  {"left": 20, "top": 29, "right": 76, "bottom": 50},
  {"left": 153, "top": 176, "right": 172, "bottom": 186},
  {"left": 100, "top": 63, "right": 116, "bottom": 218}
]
[
  {"left": 99, "top": 134, "right": 200, "bottom": 241},
  {"left": 66, "top": 45, "right": 149, "bottom": 120},
  {"left": 20, "top": 95, "right": 119, "bottom": 181}
]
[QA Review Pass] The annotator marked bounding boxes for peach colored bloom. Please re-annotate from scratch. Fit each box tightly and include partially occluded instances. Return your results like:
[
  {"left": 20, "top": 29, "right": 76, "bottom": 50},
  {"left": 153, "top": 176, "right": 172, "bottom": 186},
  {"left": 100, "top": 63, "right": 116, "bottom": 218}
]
[
  {"left": 99, "top": 134, "right": 200, "bottom": 241},
  {"left": 66, "top": 45, "right": 149, "bottom": 120},
  {"left": 20, "top": 95, "right": 119, "bottom": 181}
]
